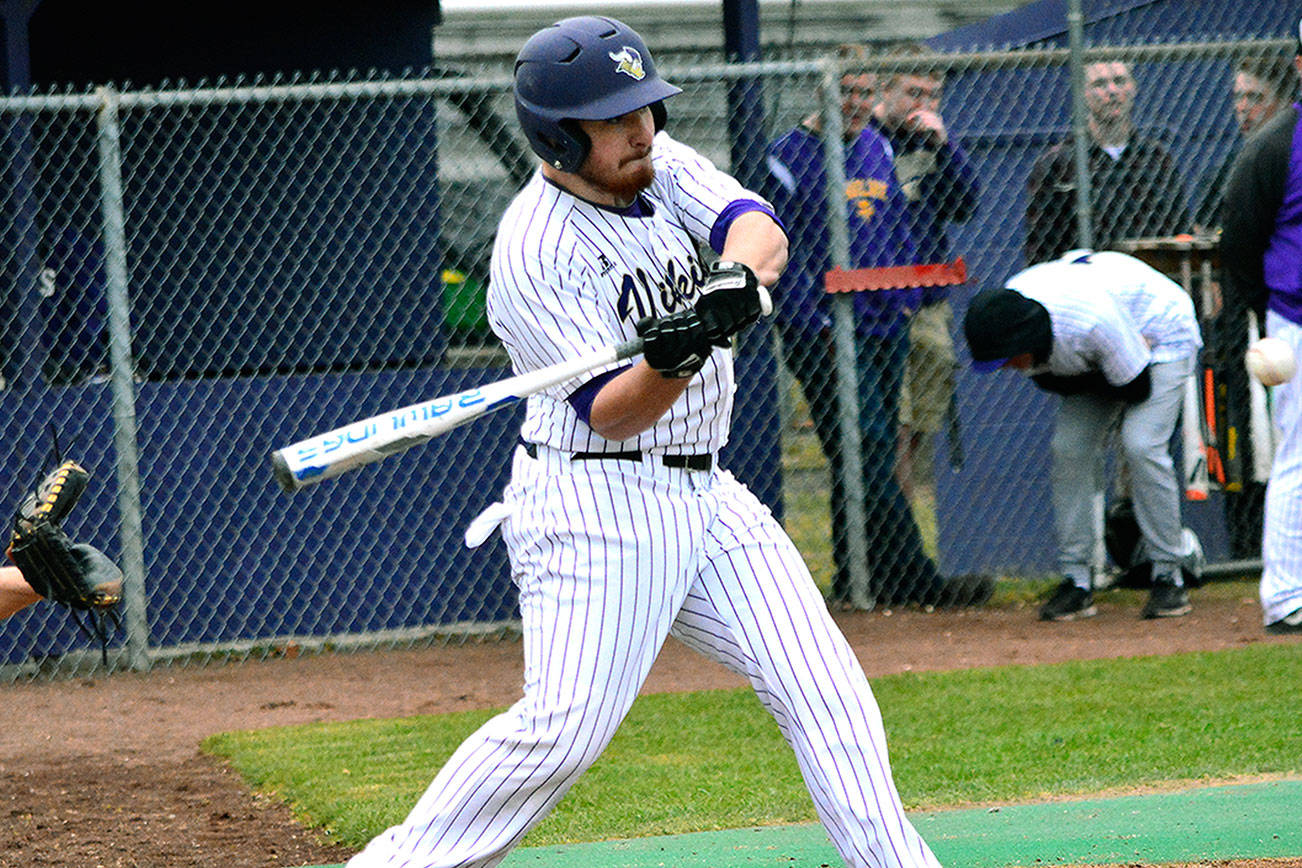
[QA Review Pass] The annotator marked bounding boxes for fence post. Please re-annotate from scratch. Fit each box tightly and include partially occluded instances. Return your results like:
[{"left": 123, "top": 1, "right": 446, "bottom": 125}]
[
  {"left": 94, "top": 85, "right": 151, "bottom": 672},
  {"left": 722, "top": 0, "right": 768, "bottom": 193},
  {"left": 1065, "top": 0, "right": 1109, "bottom": 580},
  {"left": 1066, "top": 0, "right": 1095, "bottom": 251},
  {"left": 2, "top": 111, "right": 47, "bottom": 390},
  {"left": 819, "top": 58, "right": 874, "bottom": 611}
]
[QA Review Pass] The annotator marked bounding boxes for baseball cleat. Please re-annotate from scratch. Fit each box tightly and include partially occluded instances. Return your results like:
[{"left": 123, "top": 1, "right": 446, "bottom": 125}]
[
  {"left": 1038, "top": 580, "right": 1097, "bottom": 621},
  {"left": 1141, "top": 581, "right": 1191, "bottom": 619},
  {"left": 1265, "top": 608, "right": 1302, "bottom": 634}
]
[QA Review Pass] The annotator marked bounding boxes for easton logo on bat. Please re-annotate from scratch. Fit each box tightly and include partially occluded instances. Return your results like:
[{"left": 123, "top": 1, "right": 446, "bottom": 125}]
[{"left": 292, "top": 389, "right": 490, "bottom": 463}]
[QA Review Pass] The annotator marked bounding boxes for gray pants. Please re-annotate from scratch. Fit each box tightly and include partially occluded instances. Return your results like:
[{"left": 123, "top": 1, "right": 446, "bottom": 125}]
[{"left": 1051, "top": 357, "right": 1194, "bottom": 586}]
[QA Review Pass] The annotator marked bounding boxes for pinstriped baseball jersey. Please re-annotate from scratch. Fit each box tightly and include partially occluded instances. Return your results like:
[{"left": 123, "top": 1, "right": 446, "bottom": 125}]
[
  {"left": 1006, "top": 250, "right": 1203, "bottom": 383},
  {"left": 487, "top": 132, "right": 759, "bottom": 455}
]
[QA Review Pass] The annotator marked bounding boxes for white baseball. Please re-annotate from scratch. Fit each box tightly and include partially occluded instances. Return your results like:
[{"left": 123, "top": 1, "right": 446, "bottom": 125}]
[{"left": 1245, "top": 337, "right": 1297, "bottom": 386}]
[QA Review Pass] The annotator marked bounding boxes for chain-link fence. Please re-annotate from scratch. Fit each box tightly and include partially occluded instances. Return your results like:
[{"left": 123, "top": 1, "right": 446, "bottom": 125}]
[{"left": 0, "top": 20, "right": 1292, "bottom": 677}]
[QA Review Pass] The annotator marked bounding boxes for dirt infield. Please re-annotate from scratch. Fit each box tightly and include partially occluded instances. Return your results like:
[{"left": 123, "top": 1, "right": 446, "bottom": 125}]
[{"left": 1, "top": 584, "right": 1297, "bottom": 868}]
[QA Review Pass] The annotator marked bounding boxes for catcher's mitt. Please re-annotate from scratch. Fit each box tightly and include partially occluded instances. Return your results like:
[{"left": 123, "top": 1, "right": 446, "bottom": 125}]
[{"left": 7, "top": 459, "right": 123, "bottom": 611}]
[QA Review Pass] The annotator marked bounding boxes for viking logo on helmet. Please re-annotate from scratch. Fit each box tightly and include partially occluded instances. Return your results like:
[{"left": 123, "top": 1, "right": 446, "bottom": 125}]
[{"left": 609, "top": 47, "right": 646, "bottom": 81}]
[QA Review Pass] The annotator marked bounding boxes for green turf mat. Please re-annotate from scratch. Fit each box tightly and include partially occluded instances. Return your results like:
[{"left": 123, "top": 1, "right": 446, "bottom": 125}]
[{"left": 303, "top": 778, "right": 1302, "bottom": 867}]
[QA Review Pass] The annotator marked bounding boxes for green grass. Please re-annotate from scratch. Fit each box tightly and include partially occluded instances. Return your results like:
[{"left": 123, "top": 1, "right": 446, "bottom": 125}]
[{"left": 204, "top": 642, "right": 1302, "bottom": 849}]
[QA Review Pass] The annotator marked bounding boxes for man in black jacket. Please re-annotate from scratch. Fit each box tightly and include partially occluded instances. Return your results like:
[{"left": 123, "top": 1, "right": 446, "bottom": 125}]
[
  {"left": 1219, "top": 23, "right": 1302, "bottom": 635},
  {"left": 1025, "top": 60, "right": 1188, "bottom": 265}
]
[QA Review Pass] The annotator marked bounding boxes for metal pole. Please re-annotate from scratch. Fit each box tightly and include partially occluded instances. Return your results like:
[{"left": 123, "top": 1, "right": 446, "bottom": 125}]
[
  {"left": 94, "top": 86, "right": 150, "bottom": 671},
  {"left": 1066, "top": 0, "right": 1106, "bottom": 582},
  {"left": 721, "top": 0, "right": 767, "bottom": 192},
  {"left": 1, "top": 0, "right": 47, "bottom": 389},
  {"left": 1067, "top": 0, "right": 1094, "bottom": 251},
  {"left": 819, "top": 59, "right": 873, "bottom": 611}
]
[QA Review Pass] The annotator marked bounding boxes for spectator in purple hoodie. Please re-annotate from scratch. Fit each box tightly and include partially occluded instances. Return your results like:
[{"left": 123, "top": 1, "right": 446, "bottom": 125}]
[{"left": 764, "top": 44, "right": 991, "bottom": 611}]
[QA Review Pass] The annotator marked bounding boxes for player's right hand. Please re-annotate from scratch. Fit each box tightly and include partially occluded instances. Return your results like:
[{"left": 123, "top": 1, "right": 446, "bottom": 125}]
[
  {"left": 636, "top": 311, "right": 712, "bottom": 379},
  {"left": 695, "top": 260, "right": 762, "bottom": 347}
]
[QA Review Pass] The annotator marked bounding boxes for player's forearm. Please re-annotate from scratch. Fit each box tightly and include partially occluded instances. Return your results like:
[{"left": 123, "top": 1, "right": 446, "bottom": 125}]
[
  {"left": 0, "top": 566, "right": 41, "bottom": 619},
  {"left": 586, "top": 363, "right": 693, "bottom": 441},
  {"left": 720, "top": 211, "right": 788, "bottom": 288}
]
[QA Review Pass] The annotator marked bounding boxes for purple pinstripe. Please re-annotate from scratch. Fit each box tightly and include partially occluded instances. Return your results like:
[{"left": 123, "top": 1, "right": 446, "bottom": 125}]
[{"left": 1260, "top": 311, "right": 1302, "bottom": 624}]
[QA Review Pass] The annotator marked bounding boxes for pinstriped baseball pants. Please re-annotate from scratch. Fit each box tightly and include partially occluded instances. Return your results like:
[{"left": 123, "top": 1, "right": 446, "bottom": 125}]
[
  {"left": 1261, "top": 310, "right": 1302, "bottom": 625},
  {"left": 347, "top": 444, "right": 941, "bottom": 868}
]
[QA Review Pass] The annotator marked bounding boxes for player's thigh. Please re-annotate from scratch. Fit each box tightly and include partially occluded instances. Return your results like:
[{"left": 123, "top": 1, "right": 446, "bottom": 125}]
[
  {"left": 1118, "top": 358, "right": 1188, "bottom": 458},
  {"left": 1052, "top": 394, "right": 1116, "bottom": 464},
  {"left": 670, "top": 474, "right": 864, "bottom": 690},
  {"left": 1266, "top": 311, "right": 1302, "bottom": 439},
  {"left": 505, "top": 467, "right": 704, "bottom": 710}
]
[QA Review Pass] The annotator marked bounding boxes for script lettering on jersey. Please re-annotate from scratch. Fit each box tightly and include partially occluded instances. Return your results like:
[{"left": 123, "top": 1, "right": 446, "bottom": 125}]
[{"left": 616, "top": 256, "right": 706, "bottom": 323}]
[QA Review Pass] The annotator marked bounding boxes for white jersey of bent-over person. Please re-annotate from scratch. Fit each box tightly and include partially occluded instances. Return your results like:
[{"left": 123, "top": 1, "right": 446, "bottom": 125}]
[
  {"left": 1006, "top": 249, "right": 1203, "bottom": 384},
  {"left": 487, "top": 131, "right": 771, "bottom": 456}
]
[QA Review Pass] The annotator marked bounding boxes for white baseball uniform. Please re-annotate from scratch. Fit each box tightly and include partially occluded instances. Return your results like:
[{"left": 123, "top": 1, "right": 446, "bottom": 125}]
[
  {"left": 1006, "top": 250, "right": 1202, "bottom": 586},
  {"left": 346, "top": 132, "right": 941, "bottom": 868}
]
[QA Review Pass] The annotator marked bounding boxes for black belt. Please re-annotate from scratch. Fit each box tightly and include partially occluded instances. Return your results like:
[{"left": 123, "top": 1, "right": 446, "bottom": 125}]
[{"left": 522, "top": 442, "right": 712, "bottom": 471}]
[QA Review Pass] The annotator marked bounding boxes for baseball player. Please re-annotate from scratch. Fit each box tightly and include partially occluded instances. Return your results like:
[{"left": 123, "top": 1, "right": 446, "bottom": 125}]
[
  {"left": 963, "top": 250, "right": 1202, "bottom": 621},
  {"left": 346, "top": 16, "right": 942, "bottom": 868},
  {"left": 1219, "top": 17, "right": 1302, "bottom": 635}
]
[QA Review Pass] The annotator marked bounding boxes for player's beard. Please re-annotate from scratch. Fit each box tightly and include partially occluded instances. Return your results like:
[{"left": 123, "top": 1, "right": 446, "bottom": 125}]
[{"left": 583, "top": 154, "right": 655, "bottom": 204}]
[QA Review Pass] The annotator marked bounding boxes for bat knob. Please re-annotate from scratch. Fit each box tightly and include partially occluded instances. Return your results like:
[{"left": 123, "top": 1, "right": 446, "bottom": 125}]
[
  {"left": 269, "top": 450, "right": 300, "bottom": 494},
  {"left": 758, "top": 285, "right": 773, "bottom": 318}
]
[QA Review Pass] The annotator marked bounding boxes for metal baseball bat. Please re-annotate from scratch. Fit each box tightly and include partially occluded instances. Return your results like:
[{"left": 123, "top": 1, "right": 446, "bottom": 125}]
[
  {"left": 1246, "top": 311, "right": 1276, "bottom": 483},
  {"left": 1181, "top": 365, "right": 1210, "bottom": 501},
  {"left": 269, "top": 338, "right": 642, "bottom": 493},
  {"left": 270, "top": 288, "right": 772, "bottom": 493}
]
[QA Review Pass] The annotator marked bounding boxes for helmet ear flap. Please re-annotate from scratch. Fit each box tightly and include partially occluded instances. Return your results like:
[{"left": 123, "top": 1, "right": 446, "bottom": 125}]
[
  {"left": 650, "top": 100, "right": 667, "bottom": 131},
  {"left": 555, "top": 119, "right": 591, "bottom": 171}
]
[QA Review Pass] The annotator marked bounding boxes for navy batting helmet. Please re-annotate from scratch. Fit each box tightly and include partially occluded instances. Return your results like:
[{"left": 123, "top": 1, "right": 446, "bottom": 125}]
[{"left": 514, "top": 16, "right": 682, "bottom": 173}]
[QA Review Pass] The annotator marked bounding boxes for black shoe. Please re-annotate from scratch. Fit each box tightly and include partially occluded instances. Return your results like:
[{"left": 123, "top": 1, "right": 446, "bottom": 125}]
[
  {"left": 1141, "top": 581, "right": 1192, "bottom": 619},
  {"left": 1038, "top": 580, "right": 1096, "bottom": 621},
  {"left": 930, "top": 573, "right": 996, "bottom": 609},
  {"left": 1265, "top": 608, "right": 1302, "bottom": 634},
  {"left": 827, "top": 592, "right": 874, "bottom": 613}
]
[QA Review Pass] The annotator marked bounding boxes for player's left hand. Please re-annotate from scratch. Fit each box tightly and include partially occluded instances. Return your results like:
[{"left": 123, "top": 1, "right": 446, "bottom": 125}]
[
  {"left": 636, "top": 311, "right": 712, "bottom": 379},
  {"left": 695, "top": 260, "right": 762, "bottom": 347}
]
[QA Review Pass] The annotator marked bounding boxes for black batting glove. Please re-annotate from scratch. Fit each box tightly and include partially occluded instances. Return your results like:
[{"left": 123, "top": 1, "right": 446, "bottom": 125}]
[
  {"left": 695, "top": 260, "right": 762, "bottom": 347},
  {"left": 636, "top": 310, "right": 712, "bottom": 379}
]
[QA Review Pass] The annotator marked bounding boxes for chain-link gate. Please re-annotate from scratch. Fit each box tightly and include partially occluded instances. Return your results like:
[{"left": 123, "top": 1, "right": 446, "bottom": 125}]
[{"left": 1, "top": 12, "right": 1293, "bottom": 677}]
